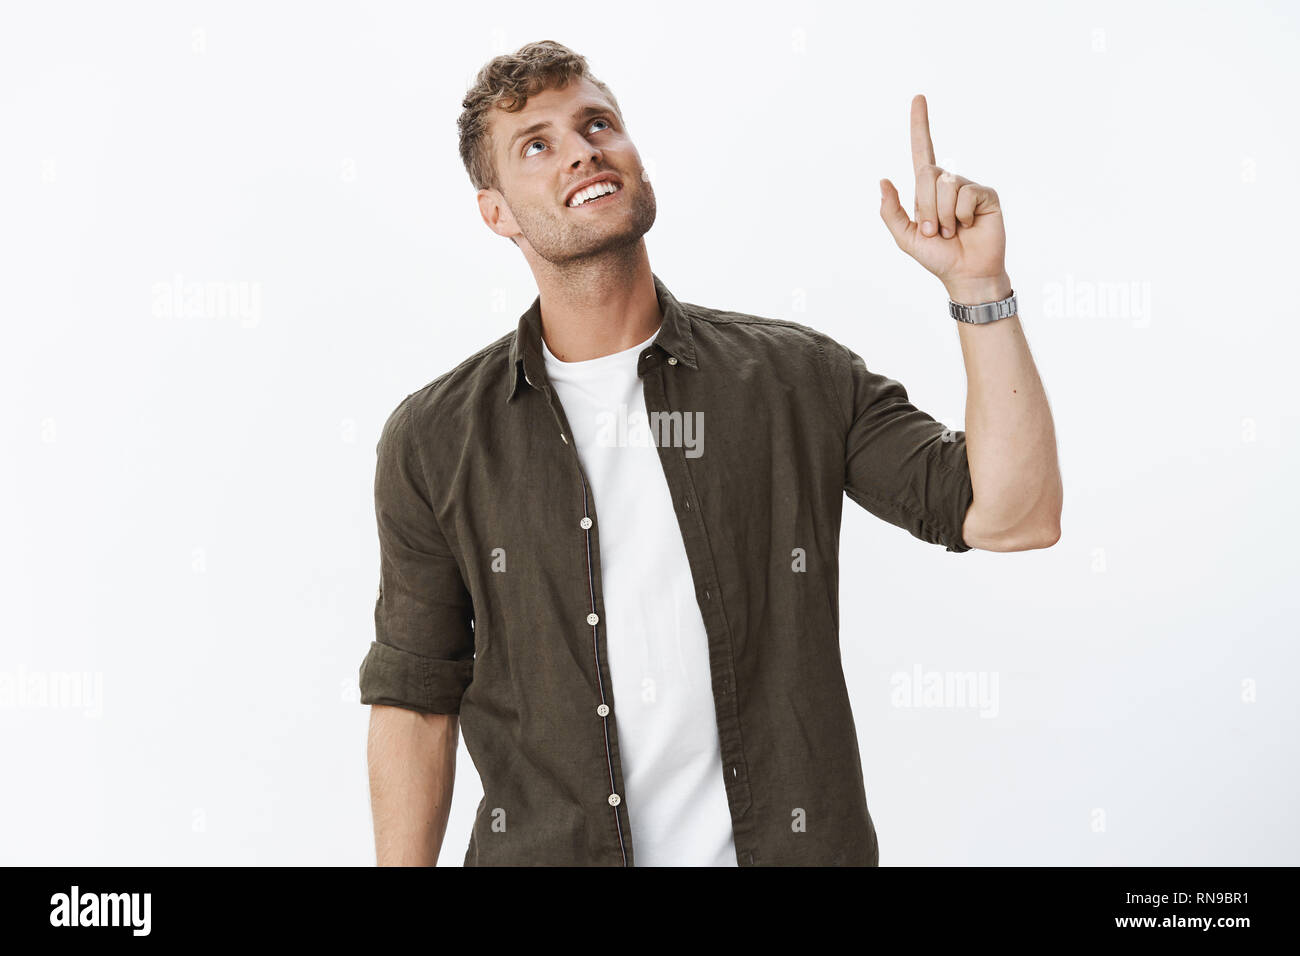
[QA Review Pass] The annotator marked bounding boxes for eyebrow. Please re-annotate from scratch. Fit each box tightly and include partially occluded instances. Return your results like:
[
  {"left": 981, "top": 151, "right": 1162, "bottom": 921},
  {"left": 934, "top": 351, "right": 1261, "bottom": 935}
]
[{"left": 506, "top": 104, "right": 614, "bottom": 157}]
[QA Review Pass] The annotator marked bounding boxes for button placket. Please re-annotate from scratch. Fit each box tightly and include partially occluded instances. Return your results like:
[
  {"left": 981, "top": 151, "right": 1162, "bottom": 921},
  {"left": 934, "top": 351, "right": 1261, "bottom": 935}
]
[
  {"left": 579, "top": 476, "right": 627, "bottom": 865},
  {"left": 541, "top": 386, "right": 630, "bottom": 866},
  {"left": 641, "top": 360, "right": 755, "bottom": 844}
]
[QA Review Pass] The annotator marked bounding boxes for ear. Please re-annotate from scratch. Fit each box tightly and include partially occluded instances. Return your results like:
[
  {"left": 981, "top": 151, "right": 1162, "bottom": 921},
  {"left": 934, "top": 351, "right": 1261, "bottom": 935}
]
[{"left": 477, "top": 187, "right": 519, "bottom": 242}]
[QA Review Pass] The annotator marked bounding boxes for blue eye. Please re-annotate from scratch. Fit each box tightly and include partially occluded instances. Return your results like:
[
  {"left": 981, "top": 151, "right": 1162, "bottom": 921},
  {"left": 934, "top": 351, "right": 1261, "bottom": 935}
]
[{"left": 524, "top": 118, "right": 611, "bottom": 157}]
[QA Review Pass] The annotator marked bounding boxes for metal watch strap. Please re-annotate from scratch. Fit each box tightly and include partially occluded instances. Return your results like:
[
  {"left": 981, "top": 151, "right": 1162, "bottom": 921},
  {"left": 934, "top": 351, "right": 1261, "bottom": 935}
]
[{"left": 948, "top": 289, "right": 1017, "bottom": 324}]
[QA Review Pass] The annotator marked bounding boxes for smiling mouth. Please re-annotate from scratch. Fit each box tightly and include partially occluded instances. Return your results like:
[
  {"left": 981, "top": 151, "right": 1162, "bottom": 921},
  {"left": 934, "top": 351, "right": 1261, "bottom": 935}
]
[{"left": 566, "top": 183, "right": 624, "bottom": 210}]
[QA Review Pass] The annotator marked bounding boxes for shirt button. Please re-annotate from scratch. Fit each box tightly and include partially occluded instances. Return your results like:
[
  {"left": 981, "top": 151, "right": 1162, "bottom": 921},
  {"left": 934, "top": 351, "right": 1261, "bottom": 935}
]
[
  {"left": 587, "top": 612, "right": 599, "bottom": 626},
  {"left": 608, "top": 793, "right": 621, "bottom": 807},
  {"left": 667, "top": 356, "right": 678, "bottom": 365},
  {"left": 579, "top": 516, "right": 592, "bottom": 529},
  {"left": 684, "top": 499, "right": 692, "bottom": 510},
  {"left": 596, "top": 703, "right": 610, "bottom": 717}
]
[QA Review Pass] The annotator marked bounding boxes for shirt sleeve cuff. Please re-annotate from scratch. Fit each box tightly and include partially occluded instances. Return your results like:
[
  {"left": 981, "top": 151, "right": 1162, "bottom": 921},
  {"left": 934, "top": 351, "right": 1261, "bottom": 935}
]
[{"left": 358, "top": 640, "right": 474, "bottom": 715}]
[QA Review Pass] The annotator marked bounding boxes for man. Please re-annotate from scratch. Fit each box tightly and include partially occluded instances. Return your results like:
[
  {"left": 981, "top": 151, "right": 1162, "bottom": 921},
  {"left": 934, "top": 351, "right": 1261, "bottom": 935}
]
[{"left": 360, "top": 40, "right": 1062, "bottom": 867}]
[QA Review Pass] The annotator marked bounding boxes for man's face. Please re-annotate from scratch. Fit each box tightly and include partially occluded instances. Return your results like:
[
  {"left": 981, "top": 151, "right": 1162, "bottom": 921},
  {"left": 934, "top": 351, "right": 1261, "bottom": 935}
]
[{"left": 479, "top": 77, "right": 656, "bottom": 265}]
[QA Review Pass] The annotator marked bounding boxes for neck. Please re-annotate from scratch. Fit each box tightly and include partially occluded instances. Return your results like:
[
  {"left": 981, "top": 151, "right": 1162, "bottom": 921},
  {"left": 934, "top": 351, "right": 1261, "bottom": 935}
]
[{"left": 528, "top": 241, "right": 662, "bottom": 362}]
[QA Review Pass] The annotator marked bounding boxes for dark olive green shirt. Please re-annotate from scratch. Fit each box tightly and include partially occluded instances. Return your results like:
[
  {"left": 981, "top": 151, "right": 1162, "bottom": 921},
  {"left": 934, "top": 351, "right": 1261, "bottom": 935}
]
[{"left": 358, "top": 272, "right": 974, "bottom": 866}]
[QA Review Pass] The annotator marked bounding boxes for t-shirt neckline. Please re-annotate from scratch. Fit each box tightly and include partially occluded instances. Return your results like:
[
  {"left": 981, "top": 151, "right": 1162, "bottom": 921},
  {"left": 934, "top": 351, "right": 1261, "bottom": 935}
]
[{"left": 541, "top": 323, "right": 662, "bottom": 371}]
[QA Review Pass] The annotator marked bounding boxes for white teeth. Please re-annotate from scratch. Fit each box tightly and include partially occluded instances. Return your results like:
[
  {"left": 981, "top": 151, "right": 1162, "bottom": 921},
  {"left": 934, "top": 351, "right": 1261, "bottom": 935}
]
[{"left": 569, "top": 181, "right": 620, "bottom": 206}]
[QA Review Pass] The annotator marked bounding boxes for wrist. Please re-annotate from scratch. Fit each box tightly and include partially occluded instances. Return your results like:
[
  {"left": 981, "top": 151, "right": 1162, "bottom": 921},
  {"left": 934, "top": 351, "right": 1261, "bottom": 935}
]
[{"left": 944, "top": 272, "right": 1013, "bottom": 305}]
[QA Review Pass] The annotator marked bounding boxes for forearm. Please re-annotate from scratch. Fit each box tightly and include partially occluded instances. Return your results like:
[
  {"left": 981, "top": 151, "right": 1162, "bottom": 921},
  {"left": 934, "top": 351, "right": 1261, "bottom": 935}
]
[
  {"left": 952, "top": 276, "right": 1062, "bottom": 549},
  {"left": 367, "top": 704, "right": 458, "bottom": 866}
]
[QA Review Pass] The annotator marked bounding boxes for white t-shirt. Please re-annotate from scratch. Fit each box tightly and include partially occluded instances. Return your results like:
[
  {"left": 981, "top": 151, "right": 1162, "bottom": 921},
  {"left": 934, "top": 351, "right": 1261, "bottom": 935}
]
[{"left": 542, "top": 324, "right": 738, "bottom": 867}]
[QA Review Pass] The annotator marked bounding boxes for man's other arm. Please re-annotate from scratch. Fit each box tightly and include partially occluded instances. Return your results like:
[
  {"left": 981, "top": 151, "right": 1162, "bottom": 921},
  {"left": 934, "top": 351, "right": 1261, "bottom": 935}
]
[
  {"left": 368, "top": 705, "right": 458, "bottom": 866},
  {"left": 359, "top": 395, "right": 476, "bottom": 866}
]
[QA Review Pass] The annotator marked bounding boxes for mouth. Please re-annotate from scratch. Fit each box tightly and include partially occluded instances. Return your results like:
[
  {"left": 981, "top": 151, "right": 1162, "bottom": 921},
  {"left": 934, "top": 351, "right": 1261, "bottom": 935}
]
[{"left": 564, "top": 174, "right": 624, "bottom": 210}]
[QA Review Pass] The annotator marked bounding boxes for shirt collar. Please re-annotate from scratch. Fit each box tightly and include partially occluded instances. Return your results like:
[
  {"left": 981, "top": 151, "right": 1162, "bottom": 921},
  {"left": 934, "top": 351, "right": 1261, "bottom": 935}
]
[{"left": 505, "top": 271, "right": 697, "bottom": 404}]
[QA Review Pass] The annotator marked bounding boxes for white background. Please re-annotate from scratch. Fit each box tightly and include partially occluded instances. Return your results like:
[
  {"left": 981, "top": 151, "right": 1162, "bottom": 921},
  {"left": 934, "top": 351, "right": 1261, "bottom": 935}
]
[{"left": 2, "top": 0, "right": 1296, "bottom": 865}]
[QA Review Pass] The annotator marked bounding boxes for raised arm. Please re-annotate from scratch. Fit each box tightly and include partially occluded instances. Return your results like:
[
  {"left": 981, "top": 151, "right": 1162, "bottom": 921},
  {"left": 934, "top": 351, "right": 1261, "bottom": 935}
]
[{"left": 878, "top": 94, "right": 1062, "bottom": 551}]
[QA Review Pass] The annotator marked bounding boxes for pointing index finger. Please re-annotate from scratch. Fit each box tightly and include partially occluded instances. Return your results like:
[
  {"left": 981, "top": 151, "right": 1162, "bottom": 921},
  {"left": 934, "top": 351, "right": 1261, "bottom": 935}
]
[{"left": 910, "top": 94, "right": 935, "bottom": 172}]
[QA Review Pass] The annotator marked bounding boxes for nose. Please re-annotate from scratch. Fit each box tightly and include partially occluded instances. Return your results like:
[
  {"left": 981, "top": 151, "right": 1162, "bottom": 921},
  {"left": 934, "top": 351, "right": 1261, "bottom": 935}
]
[{"left": 563, "top": 129, "right": 603, "bottom": 169}]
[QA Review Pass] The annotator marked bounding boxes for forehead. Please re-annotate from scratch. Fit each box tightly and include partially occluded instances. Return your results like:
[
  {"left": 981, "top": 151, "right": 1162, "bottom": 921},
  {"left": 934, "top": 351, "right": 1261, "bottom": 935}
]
[{"left": 492, "top": 77, "right": 615, "bottom": 157}]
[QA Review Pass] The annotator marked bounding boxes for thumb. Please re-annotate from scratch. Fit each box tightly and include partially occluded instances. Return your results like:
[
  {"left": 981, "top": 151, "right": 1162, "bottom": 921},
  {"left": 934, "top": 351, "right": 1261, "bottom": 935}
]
[{"left": 878, "top": 178, "right": 912, "bottom": 247}]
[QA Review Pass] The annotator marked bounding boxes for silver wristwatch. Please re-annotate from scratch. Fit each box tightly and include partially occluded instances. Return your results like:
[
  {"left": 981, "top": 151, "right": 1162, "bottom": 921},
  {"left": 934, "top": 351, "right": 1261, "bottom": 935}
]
[{"left": 948, "top": 289, "right": 1017, "bottom": 324}]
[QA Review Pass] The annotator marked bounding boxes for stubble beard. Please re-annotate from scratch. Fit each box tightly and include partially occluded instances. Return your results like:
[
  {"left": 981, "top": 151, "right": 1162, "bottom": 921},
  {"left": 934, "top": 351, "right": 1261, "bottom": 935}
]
[{"left": 513, "top": 179, "right": 658, "bottom": 268}]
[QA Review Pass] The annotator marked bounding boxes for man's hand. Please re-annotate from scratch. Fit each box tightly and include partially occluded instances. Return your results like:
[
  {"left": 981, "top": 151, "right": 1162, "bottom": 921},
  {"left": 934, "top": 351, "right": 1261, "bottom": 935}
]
[{"left": 879, "top": 94, "right": 1011, "bottom": 306}]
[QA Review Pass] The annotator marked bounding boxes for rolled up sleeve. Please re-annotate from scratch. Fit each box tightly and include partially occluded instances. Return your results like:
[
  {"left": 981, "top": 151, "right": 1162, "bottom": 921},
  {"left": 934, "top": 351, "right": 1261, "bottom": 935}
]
[
  {"left": 821, "top": 336, "right": 975, "bottom": 553},
  {"left": 359, "top": 396, "right": 475, "bottom": 714}
]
